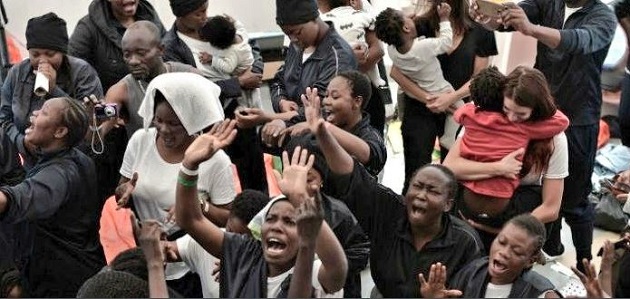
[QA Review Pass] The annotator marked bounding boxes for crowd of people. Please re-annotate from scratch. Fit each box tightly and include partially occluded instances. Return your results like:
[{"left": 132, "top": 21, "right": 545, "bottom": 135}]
[{"left": 0, "top": 0, "right": 629, "bottom": 297}]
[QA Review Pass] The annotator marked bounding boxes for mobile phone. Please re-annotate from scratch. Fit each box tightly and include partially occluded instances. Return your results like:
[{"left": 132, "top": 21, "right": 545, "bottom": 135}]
[{"left": 597, "top": 239, "right": 630, "bottom": 256}]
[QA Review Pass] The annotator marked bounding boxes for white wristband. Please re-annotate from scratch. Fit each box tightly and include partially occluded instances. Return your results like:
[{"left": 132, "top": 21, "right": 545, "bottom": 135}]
[{"left": 180, "top": 165, "right": 199, "bottom": 176}]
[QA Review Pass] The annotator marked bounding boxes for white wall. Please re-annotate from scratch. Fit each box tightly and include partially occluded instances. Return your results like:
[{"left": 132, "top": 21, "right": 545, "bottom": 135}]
[
  {"left": 4, "top": 0, "right": 279, "bottom": 48},
  {"left": 5, "top": 0, "right": 535, "bottom": 73}
]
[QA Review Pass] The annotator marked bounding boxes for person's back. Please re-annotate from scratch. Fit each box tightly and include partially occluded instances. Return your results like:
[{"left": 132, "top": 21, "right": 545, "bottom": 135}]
[
  {"left": 321, "top": 2, "right": 385, "bottom": 87},
  {"left": 376, "top": 6, "right": 453, "bottom": 95},
  {"left": 69, "top": 0, "right": 166, "bottom": 90},
  {"left": 455, "top": 67, "right": 569, "bottom": 199}
]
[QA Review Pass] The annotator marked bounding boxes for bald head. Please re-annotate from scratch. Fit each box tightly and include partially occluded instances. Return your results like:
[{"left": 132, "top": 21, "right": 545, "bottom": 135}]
[
  {"left": 123, "top": 20, "right": 161, "bottom": 46},
  {"left": 121, "top": 21, "right": 165, "bottom": 80}
]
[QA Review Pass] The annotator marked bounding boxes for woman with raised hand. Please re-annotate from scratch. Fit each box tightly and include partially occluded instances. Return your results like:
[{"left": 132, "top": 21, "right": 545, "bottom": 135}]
[
  {"left": 115, "top": 72, "right": 236, "bottom": 297},
  {"left": 176, "top": 119, "right": 347, "bottom": 297},
  {"left": 304, "top": 87, "right": 483, "bottom": 297}
]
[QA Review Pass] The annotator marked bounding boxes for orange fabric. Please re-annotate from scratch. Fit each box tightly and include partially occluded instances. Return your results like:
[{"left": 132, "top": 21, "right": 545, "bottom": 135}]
[
  {"left": 231, "top": 164, "right": 242, "bottom": 193},
  {"left": 265, "top": 154, "right": 282, "bottom": 197},
  {"left": 7, "top": 34, "right": 22, "bottom": 64},
  {"left": 99, "top": 196, "right": 136, "bottom": 265},
  {"left": 598, "top": 119, "right": 610, "bottom": 149}
]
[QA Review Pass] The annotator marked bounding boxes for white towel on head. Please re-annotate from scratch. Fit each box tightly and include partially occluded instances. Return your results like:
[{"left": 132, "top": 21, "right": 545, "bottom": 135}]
[{"left": 138, "top": 72, "right": 225, "bottom": 135}]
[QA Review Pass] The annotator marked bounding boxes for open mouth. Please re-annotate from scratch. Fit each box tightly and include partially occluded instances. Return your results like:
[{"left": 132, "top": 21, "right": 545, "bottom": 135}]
[
  {"left": 491, "top": 259, "right": 508, "bottom": 274},
  {"left": 25, "top": 125, "right": 34, "bottom": 135},
  {"left": 410, "top": 203, "right": 426, "bottom": 217},
  {"left": 265, "top": 237, "right": 287, "bottom": 254}
]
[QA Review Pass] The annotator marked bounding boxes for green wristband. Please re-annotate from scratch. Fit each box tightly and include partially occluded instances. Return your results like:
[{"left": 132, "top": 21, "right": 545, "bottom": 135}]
[{"left": 177, "top": 175, "right": 198, "bottom": 187}]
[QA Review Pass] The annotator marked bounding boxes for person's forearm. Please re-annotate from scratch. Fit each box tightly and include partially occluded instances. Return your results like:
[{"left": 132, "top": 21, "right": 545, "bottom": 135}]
[
  {"left": 175, "top": 169, "right": 204, "bottom": 229},
  {"left": 314, "top": 221, "right": 347, "bottom": 293},
  {"left": 360, "top": 32, "right": 384, "bottom": 72},
  {"left": 443, "top": 140, "right": 504, "bottom": 180},
  {"left": 316, "top": 122, "right": 355, "bottom": 175},
  {"left": 530, "top": 178, "right": 562, "bottom": 223},
  {"left": 288, "top": 244, "right": 316, "bottom": 298},
  {"left": 390, "top": 66, "right": 430, "bottom": 103},
  {"left": 205, "top": 203, "right": 230, "bottom": 227},
  {"left": 271, "top": 111, "right": 299, "bottom": 121},
  {"left": 147, "top": 261, "right": 169, "bottom": 298},
  {"left": 528, "top": 24, "right": 561, "bottom": 49},
  {"left": 0, "top": 191, "right": 7, "bottom": 214},
  {"left": 327, "top": 124, "right": 371, "bottom": 164}
]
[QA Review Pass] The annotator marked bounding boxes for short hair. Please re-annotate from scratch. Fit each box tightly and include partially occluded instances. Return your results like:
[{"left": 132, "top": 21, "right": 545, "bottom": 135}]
[
  {"left": 470, "top": 66, "right": 506, "bottom": 113},
  {"left": 336, "top": 70, "right": 372, "bottom": 109},
  {"left": 410, "top": 163, "right": 458, "bottom": 199},
  {"left": 199, "top": 16, "right": 236, "bottom": 50},
  {"left": 0, "top": 264, "right": 21, "bottom": 298},
  {"left": 375, "top": 8, "right": 405, "bottom": 48},
  {"left": 124, "top": 20, "right": 161, "bottom": 46},
  {"left": 109, "top": 248, "right": 148, "bottom": 281},
  {"left": 504, "top": 67, "right": 557, "bottom": 122},
  {"left": 506, "top": 214, "right": 547, "bottom": 256},
  {"left": 58, "top": 97, "right": 89, "bottom": 148},
  {"left": 232, "top": 189, "right": 271, "bottom": 223},
  {"left": 76, "top": 270, "right": 149, "bottom": 298}
]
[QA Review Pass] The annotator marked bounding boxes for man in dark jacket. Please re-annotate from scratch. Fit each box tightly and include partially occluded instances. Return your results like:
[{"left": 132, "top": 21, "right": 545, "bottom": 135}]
[
  {"left": 162, "top": 0, "right": 269, "bottom": 193},
  {"left": 69, "top": 0, "right": 165, "bottom": 203},
  {"left": 475, "top": 0, "right": 616, "bottom": 271},
  {"left": 69, "top": 0, "right": 166, "bottom": 91}
]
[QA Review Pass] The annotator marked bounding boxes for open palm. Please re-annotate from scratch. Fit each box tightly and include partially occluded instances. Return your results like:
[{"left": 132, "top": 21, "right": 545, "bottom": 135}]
[
  {"left": 301, "top": 87, "right": 325, "bottom": 134},
  {"left": 184, "top": 119, "right": 237, "bottom": 168},
  {"left": 276, "top": 146, "right": 315, "bottom": 206}
]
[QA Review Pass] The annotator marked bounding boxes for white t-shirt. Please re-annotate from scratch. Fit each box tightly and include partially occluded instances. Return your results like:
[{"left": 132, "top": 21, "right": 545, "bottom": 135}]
[
  {"left": 563, "top": 6, "right": 582, "bottom": 26},
  {"left": 267, "top": 259, "right": 343, "bottom": 298},
  {"left": 321, "top": 6, "right": 375, "bottom": 45},
  {"left": 484, "top": 282, "right": 553, "bottom": 298},
  {"left": 207, "top": 21, "right": 254, "bottom": 81},
  {"left": 177, "top": 235, "right": 220, "bottom": 298},
  {"left": 388, "top": 21, "right": 454, "bottom": 94},
  {"left": 120, "top": 128, "right": 235, "bottom": 280},
  {"left": 519, "top": 132, "right": 569, "bottom": 185}
]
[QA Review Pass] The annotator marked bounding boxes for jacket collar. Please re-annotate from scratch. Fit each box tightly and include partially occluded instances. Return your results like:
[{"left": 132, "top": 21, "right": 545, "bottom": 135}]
[
  {"left": 294, "top": 21, "right": 340, "bottom": 62},
  {"left": 88, "top": 0, "right": 158, "bottom": 49},
  {"left": 396, "top": 213, "right": 457, "bottom": 250}
]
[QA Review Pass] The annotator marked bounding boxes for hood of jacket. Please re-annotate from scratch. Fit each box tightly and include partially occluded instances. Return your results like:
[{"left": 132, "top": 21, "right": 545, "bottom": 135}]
[{"left": 87, "top": 0, "right": 162, "bottom": 49}]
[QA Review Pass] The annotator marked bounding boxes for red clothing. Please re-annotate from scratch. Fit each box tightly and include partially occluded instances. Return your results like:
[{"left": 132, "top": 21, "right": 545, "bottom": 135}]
[{"left": 454, "top": 103, "right": 569, "bottom": 198}]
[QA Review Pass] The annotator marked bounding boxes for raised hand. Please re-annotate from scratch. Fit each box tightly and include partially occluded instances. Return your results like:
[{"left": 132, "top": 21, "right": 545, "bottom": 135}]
[
  {"left": 296, "top": 194, "right": 325, "bottom": 247},
  {"left": 115, "top": 172, "right": 138, "bottom": 210},
  {"left": 437, "top": 3, "right": 452, "bottom": 20},
  {"left": 300, "top": 87, "right": 326, "bottom": 134},
  {"left": 571, "top": 258, "right": 609, "bottom": 299},
  {"left": 131, "top": 215, "right": 166, "bottom": 265},
  {"left": 419, "top": 263, "right": 463, "bottom": 298},
  {"left": 275, "top": 146, "right": 315, "bottom": 206},
  {"left": 183, "top": 119, "right": 237, "bottom": 169}
]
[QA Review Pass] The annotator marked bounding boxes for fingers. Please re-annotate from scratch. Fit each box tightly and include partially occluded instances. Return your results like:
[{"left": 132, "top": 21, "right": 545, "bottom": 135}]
[
  {"left": 510, "top": 147, "right": 525, "bottom": 157},
  {"left": 445, "top": 290, "right": 463, "bottom": 297},
  {"left": 571, "top": 266, "right": 587, "bottom": 283},
  {"left": 418, "top": 273, "right": 428, "bottom": 286},
  {"left": 130, "top": 172, "right": 139, "bottom": 187},
  {"left": 131, "top": 212, "right": 141, "bottom": 240}
]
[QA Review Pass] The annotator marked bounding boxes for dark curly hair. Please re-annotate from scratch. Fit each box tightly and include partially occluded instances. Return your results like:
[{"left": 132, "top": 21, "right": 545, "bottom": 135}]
[
  {"left": 232, "top": 189, "right": 270, "bottom": 224},
  {"left": 199, "top": 15, "right": 236, "bottom": 50},
  {"left": 110, "top": 248, "right": 148, "bottom": 281},
  {"left": 375, "top": 8, "right": 405, "bottom": 48},
  {"left": 336, "top": 70, "right": 372, "bottom": 109},
  {"left": 470, "top": 66, "right": 506, "bottom": 113},
  {"left": 505, "top": 214, "right": 547, "bottom": 262},
  {"left": 410, "top": 163, "right": 458, "bottom": 199}
]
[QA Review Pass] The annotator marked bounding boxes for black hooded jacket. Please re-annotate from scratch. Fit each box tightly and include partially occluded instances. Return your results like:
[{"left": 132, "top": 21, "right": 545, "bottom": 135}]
[{"left": 69, "top": 0, "right": 166, "bottom": 90}]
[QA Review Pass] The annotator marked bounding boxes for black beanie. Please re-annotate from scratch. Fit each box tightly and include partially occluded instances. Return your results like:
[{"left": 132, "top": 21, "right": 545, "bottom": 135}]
[
  {"left": 276, "top": 0, "right": 319, "bottom": 26},
  {"left": 169, "top": 0, "right": 208, "bottom": 17},
  {"left": 76, "top": 270, "right": 149, "bottom": 298},
  {"left": 25, "top": 12, "right": 68, "bottom": 53}
]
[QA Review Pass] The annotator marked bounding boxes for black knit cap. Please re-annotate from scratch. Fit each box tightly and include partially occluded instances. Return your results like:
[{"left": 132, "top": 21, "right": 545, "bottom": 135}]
[
  {"left": 276, "top": 0, "right": 319, "bottom": 26},
  {"left": 169, "top": 0, "right": 208, "bottom": 17},
  {"left": 25, "top": 12, "right": 68, "bottom": 53}
]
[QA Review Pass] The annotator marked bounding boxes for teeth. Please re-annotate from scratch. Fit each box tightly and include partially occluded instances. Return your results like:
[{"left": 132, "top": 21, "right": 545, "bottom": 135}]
[{"left": 269, "top": 238, "right": 280, "bottom": 243}]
